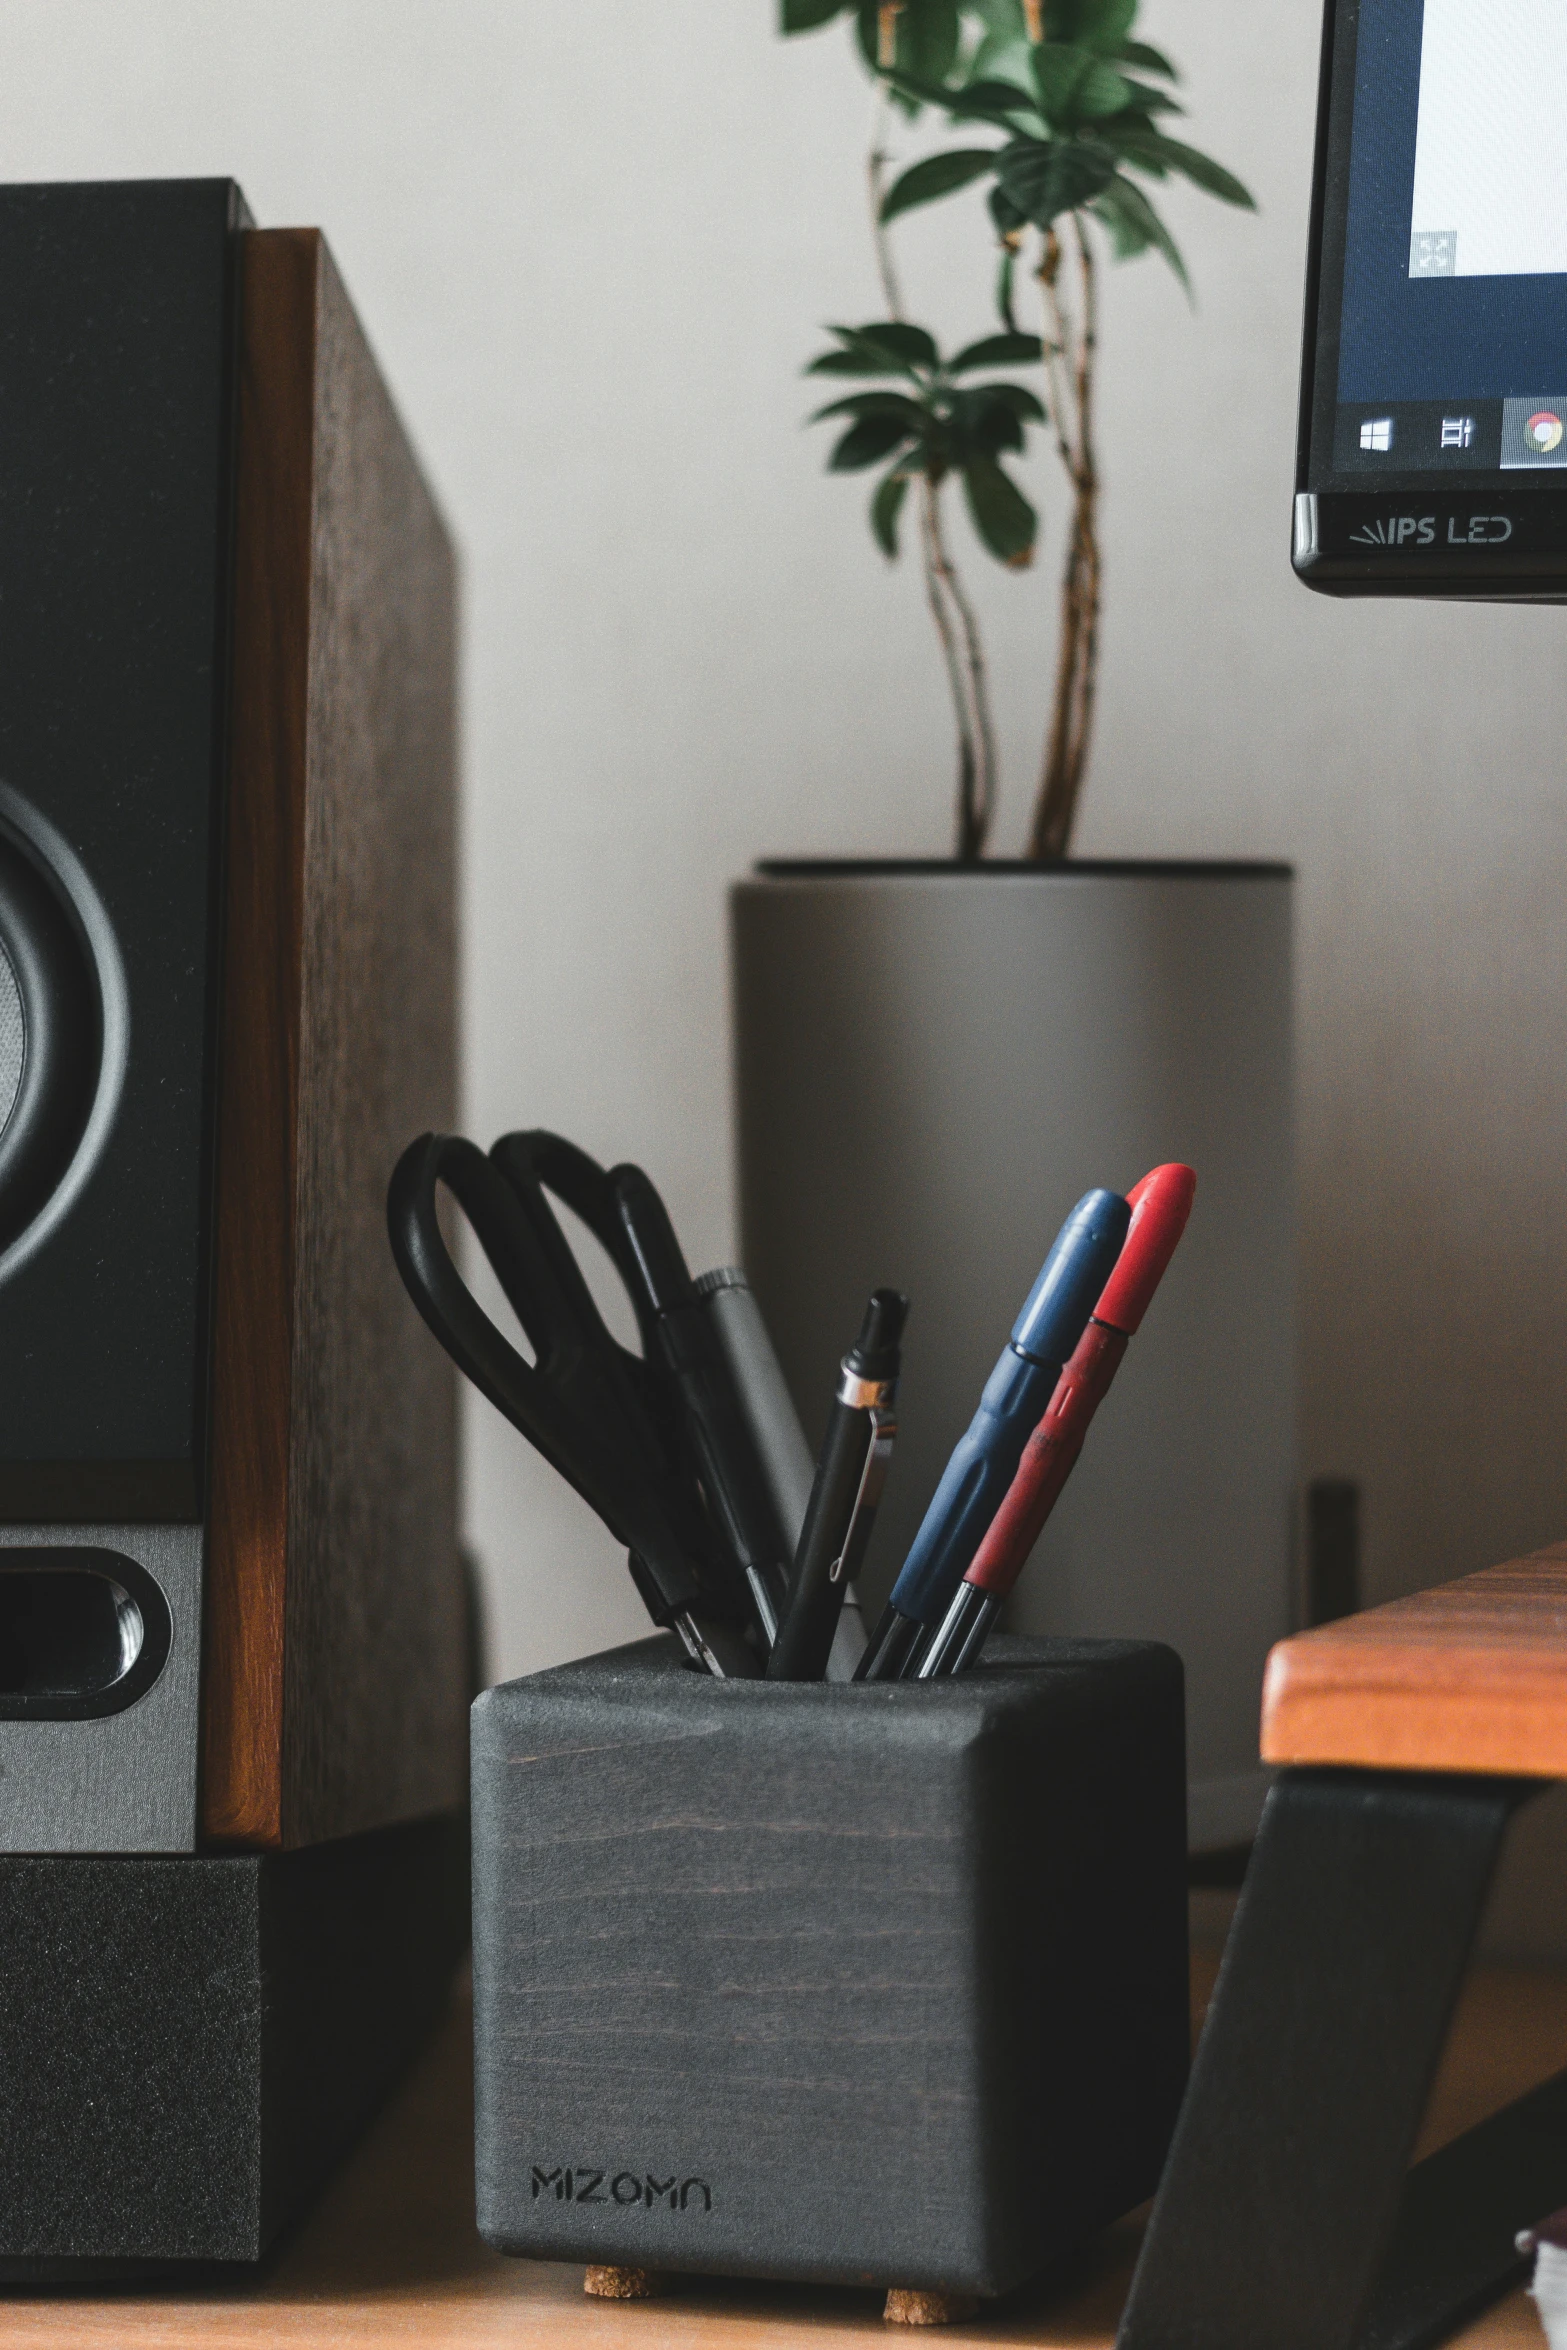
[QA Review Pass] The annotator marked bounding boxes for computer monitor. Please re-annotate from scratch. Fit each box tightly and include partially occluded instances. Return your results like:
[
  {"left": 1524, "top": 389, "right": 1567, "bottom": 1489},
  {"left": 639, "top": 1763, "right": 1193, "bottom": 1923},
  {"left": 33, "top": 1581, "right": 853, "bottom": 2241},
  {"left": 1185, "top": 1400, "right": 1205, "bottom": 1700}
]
[{"left": 1296, "top": 0, "right": 1567, "bottom": 597}]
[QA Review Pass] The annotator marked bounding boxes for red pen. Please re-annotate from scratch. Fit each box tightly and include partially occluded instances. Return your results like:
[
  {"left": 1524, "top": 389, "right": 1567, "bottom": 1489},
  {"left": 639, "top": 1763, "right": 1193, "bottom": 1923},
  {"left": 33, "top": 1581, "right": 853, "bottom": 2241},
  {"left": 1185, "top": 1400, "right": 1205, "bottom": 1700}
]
[{"left": 916, "top": 1163, "right": 1196, "bottom": 1679}]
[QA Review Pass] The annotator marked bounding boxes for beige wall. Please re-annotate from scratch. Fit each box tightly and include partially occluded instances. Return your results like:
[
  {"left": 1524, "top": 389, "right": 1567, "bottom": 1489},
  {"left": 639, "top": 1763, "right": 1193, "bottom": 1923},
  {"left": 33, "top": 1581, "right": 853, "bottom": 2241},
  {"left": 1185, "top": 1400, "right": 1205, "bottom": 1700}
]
[{"left": 3, "top": 2, "right": 1565, "bottom": 1927}]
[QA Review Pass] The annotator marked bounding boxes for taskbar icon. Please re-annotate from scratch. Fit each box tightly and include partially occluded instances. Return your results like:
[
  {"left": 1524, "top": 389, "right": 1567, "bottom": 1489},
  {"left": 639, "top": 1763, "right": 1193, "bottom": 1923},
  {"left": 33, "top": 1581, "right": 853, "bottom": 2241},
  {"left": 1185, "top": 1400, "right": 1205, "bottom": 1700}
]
[{"left": 1502, "top": 397, "right": 1567, "bottom": 467}]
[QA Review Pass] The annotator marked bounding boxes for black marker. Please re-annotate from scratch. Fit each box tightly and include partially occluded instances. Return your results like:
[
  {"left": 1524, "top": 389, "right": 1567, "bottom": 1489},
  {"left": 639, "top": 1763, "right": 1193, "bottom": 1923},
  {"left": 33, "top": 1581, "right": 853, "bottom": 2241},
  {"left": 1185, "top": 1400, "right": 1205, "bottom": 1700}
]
[
  {"left": 766, "top": 1289, "right": 907, "bottom": 1682},
  {"left": 611, "top": 1168, "right": 791, "bottom": 1645}
]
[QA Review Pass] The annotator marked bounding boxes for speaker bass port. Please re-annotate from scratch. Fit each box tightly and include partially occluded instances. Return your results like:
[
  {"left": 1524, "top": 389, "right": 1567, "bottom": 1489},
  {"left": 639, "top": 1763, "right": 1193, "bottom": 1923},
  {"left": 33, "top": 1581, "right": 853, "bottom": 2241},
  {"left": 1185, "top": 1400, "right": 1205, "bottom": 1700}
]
[{"left": 0, "top": 1550, "right": 172, "bottom": 1719}]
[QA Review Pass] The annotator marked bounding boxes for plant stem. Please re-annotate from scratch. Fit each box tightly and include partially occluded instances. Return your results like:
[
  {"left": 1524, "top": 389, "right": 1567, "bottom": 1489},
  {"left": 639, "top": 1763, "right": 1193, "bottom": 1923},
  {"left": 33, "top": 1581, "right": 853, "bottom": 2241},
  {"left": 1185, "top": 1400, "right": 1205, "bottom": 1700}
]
[
  {"left": 1034, "top": 228, "right": 1078, "bottom": 479},
  {"left": 924, "top": 476, "right": 997, "bottom": 857},
  {"left": 939, "top": 500, "right": 1000, "bottom": 860},
  {"left": 1029, "top": 214, "right": 1101, "bottom": 860},
  {"left": 866, "top": 81, "right": 905, "bottom": 317},
  {"left": 1067, "top": 215, "right": 1102, "bottom": 815},
  {"left": 865, "top": 81, "right": 996, "bottom": 859},
  {"left": 919, "top": 479, "right": 985, "bottom": 858}
]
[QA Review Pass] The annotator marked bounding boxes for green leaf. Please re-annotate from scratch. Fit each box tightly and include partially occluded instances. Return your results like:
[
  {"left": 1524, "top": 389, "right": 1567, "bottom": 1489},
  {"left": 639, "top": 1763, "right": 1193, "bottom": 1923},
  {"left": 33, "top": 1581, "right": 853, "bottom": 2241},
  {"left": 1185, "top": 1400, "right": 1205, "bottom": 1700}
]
[
  {"left": 781, "top": 0, "right": 850, "bottom": 26},
  {"left": 830, "top": 411, "right": 919, "bottom": 471},
  {"left": 977, "top": 379, "right": 1047, "bottom": 420},
  {"left": 954, "top": 382, "right": 1045, "bottom": 454},
  {"left": 880, "top": 147, "right": 1000, "bottom": 222},
  {"left": 871, "top": 466, "right": 911, "bottom": 558},
  {"left": 1080, "top": 0, "right": 1137, "bottom": 57},
  {"left": 1104, "top": 125, "right": 1168, "bottom": 173},
  {"left": 962, "top": 456, "right": 1037, "bottom": 564},
  {"left": 1118, "top": 37, "right": 1178, "bottom": 77},
  {"left": 805, "top": 347, "right": 909, "bottom": 376},
  {"left": 996, "top": 133, "right": 1116, "bottom": 227},
  {"left": 1090, "top": 173, "right": 1154, "bottom": 256},
  {"left": 1091, "top": 172, "right": 1190, "bottom": 289},
  {"left": 1043, "top": 0, "right": 1110, "bottom": 37},
  {"left": 1112, "top": 128, "right": 1256, "bottom": 207},
  {"left": 972, "top": 0, "right": 1027, "bottom": 30},
  {"left": 811, "top": 390, "right": 932, "bottom": 427},
  {"left": 1077, "top": 60, "right": 1132, "bottom": 115},
  {"left": 1116, "top": 77, "right": 1183, "bottom": 116},
  {"left": 826, "top": 319, "right": 940, "bottom": 370},
  {"left": 954, "top": 389, "right": 1026, "bottom": 454},
  {"left": 960, "top": 74, "right": 1043, "bottom": 118},
  {"left": 968, "top": 29, "right": 1035, "bottom": 90},
  {"left": 1033, "top": 42, "right": 1092, "bottom": 119},
  {"left": 883, "top": 66, "right": 1037, "bottom": 126},
  {"left": 949, "top": 330, "right": 1044, "bottom": 371},
  {"left": 989, "top": 179, "right": 1028, "bottom": 237},
  {"left": 1034, "top": 42, "right": 1130, "bottom": 122},
  {"left": 856, "top": 0, "right": 960, "bottom": 89}
]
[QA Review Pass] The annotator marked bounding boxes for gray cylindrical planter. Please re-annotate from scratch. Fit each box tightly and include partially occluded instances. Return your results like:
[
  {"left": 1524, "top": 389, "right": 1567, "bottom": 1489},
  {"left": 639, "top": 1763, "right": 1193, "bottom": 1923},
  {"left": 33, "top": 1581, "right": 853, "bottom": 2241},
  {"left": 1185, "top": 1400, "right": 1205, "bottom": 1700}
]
[{"left": 731, "top": 860, "right": 1296, "bottom": 1851}]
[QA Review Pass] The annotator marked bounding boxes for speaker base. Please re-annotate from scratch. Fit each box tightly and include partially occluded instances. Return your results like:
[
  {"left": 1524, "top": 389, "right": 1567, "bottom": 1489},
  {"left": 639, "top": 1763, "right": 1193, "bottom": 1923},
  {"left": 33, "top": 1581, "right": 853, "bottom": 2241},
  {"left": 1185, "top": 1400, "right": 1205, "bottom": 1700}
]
[{"left": 0, "top": 1813, "right": 467, "bottom": 2271}]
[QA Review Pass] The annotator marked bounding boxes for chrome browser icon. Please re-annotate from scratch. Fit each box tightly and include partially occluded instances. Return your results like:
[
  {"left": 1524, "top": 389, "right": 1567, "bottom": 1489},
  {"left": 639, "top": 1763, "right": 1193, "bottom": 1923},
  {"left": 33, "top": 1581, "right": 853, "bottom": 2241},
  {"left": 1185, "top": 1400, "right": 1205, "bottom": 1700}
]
[{"left": 1503, "top": 398, "right": 1567, "bottom": 466}]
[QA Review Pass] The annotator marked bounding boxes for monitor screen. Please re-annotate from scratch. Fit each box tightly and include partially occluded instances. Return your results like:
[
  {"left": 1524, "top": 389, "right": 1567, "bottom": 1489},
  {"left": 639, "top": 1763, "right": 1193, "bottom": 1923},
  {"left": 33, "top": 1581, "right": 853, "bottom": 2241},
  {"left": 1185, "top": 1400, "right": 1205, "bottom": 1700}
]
[{"left": 1296, "top": 0, "right": 1567, "bottom": 594}]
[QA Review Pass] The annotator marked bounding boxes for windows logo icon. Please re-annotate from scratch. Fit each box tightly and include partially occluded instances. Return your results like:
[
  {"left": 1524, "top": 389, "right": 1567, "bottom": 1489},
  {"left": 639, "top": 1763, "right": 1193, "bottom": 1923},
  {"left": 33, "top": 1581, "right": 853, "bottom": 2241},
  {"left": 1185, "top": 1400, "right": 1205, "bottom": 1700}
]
[{"left": 1359, "top": 417, "right": 1394, "bottom": 452}]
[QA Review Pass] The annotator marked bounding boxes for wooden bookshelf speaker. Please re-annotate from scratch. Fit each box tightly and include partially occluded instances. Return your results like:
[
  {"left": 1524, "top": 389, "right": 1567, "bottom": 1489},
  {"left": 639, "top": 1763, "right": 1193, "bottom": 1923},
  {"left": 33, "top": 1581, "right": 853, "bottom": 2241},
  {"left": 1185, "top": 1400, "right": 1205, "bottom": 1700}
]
[{"left": 0, "top": 177, "right": 468, "bottom": 2271}]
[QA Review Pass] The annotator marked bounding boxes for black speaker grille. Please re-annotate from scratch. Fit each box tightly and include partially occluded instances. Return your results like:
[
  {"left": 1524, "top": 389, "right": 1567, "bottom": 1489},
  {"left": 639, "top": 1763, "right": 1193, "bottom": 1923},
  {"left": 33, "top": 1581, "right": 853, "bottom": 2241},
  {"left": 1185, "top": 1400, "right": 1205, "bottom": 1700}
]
[{"left": 0, "top": 941, "right": 21, "bottom": 1139}]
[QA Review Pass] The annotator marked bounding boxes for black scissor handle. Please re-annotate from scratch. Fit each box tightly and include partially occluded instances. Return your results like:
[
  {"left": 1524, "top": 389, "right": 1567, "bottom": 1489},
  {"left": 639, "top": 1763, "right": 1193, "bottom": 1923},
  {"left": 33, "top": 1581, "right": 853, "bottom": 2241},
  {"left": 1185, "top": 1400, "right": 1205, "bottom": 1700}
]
[
  {"left": 492, "top": 1129, "right": 656, "bottom": 1344},
  {"left": 388, "top": 1132, "right": 720, "bottom": 1625},
  {"left": 388, "top": 1133, "right": 605, "bottom": 1512},
  {"left": 490, "top": 1129, "right": 691, "bottom": 1480},
  {"left": 490, "top": 1129, "right": 660, "bottom": 1377}
]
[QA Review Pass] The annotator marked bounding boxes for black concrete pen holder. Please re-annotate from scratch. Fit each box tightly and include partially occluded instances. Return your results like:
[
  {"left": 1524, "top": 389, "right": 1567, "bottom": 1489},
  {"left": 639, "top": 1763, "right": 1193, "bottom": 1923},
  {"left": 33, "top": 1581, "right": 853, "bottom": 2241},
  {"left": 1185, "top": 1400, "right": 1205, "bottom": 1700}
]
[{"left": 471, "top": 1632, "right": 1188, "bottom": 2303}]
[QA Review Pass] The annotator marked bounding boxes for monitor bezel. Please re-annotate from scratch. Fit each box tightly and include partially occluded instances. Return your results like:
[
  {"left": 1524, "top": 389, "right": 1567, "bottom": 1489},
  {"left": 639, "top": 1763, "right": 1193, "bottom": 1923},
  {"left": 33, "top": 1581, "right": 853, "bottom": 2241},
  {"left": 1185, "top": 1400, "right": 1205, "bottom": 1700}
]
[{"left": 1294, "top": 0, "right": 1567, "bottom": 597}]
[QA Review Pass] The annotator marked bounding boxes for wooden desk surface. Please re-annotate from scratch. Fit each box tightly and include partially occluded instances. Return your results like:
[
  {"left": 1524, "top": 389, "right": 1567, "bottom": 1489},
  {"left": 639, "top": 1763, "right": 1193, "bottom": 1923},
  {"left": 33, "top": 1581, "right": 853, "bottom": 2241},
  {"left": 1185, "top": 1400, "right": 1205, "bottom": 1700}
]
[
  {"left": 0, "top": 1941, "right": 1560, "bottom": 2348},
  {"left": 1262, "top": 1542, "right": 1567, "bottom": 1778}
]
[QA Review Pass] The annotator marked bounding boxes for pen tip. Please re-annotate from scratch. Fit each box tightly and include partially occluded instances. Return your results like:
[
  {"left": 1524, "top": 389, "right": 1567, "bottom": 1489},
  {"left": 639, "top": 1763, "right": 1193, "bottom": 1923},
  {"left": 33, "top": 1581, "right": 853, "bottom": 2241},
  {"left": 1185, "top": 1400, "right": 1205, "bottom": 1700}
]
[{"left": 849, "top": 1287, "right": 909, "bottom": 1377}]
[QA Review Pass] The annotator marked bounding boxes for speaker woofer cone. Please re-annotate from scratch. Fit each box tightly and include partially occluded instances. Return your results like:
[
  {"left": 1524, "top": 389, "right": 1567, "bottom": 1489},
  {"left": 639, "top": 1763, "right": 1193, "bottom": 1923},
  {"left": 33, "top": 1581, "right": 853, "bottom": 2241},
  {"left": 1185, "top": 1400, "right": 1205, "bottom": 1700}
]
[{"left": 0, "top": 834, "right": 99, "bottom": 1255}]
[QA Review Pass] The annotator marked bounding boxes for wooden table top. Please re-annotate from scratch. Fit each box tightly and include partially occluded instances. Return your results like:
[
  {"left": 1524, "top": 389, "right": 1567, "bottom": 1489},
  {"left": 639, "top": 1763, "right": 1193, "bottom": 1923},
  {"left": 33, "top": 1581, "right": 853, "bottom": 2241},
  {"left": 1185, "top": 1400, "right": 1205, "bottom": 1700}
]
[
  {"left": 0, "top": 1939, "right": 1560, "bottom": 2348},
  {"left": 1262, "top": 1541, "right": 1567, "bottom": 1778}
]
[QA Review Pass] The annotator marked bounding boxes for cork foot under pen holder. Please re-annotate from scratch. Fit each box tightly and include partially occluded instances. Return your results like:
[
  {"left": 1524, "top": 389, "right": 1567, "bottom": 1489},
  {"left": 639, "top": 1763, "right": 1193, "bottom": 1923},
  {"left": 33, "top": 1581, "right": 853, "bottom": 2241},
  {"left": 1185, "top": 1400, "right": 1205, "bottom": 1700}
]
[{"left": 471, "top": 1631, "right": 1188, "bottom": 2311}]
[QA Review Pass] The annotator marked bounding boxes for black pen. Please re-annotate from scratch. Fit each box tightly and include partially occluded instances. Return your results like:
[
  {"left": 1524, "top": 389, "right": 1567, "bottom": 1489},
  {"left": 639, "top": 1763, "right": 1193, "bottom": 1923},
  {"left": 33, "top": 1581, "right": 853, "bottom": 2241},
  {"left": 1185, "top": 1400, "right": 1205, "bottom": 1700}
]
[
  {"left": 695, "top": 1265, "right": 870, "bottom": 1680},
  {"left": 767, "top": 1289, "right": 907, "bottom": 1682},
  {"left": 610, "top": 1168, "right": 792, "bottom": 1645}
]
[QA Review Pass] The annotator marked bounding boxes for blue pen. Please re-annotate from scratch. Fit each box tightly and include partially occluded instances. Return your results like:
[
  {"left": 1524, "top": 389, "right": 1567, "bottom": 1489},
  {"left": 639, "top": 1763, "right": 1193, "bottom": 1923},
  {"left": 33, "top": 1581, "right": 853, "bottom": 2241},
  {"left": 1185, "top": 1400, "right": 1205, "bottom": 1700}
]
[{"left": 854, "top": 1188, "right": 1131, "bottom": 1683}]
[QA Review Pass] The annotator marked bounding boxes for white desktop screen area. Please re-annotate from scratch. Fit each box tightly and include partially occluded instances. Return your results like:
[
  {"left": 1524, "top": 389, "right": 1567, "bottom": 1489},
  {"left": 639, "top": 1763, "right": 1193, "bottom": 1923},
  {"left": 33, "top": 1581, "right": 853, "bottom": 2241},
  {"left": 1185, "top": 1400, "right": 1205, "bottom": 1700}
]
[{"left": 1410, "top": 0, "right": 1567, "bottom": 281}]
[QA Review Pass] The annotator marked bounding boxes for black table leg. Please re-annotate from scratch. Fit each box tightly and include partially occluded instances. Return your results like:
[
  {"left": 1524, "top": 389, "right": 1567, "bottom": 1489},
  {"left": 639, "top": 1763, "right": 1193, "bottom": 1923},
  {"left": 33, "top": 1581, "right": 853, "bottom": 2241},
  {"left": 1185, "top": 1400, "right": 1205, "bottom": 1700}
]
[
  {"left": 1363, "top": 2063, "right": 1567, "bottom": 2349},
  {"left": 1117, "top": 1767, "right": 1550, "bottom": 2350}
]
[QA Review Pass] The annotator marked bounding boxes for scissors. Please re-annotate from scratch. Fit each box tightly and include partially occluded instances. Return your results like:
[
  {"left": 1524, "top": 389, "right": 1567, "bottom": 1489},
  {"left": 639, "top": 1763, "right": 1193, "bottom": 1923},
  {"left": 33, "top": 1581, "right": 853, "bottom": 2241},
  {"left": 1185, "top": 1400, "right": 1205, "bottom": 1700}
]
[
  {"left": 497, "top": 1129, "right": 793, "bottom": 1642},
  {"left": 387, "top": 1131, "right": 760, "bottom": 1679}
]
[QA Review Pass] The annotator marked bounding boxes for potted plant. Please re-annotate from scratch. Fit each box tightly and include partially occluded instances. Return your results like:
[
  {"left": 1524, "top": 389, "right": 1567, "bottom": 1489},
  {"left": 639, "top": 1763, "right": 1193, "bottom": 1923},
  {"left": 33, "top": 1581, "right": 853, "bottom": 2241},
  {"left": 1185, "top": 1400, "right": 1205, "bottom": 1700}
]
[{"left": 732, "top": 0, "right": 1296, "bottom": 1848}]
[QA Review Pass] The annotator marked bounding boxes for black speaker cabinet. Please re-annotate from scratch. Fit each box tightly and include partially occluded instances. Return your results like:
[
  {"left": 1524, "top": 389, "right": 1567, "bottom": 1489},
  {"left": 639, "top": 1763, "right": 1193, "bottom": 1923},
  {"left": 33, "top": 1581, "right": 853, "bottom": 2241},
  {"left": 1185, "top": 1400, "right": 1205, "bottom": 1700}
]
[
  {"left": 0, "top": 179, "right": 466, "bottom": 1859},
  {"left": 0, "top": 178, "right": 469, "bottom": 2273}
]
